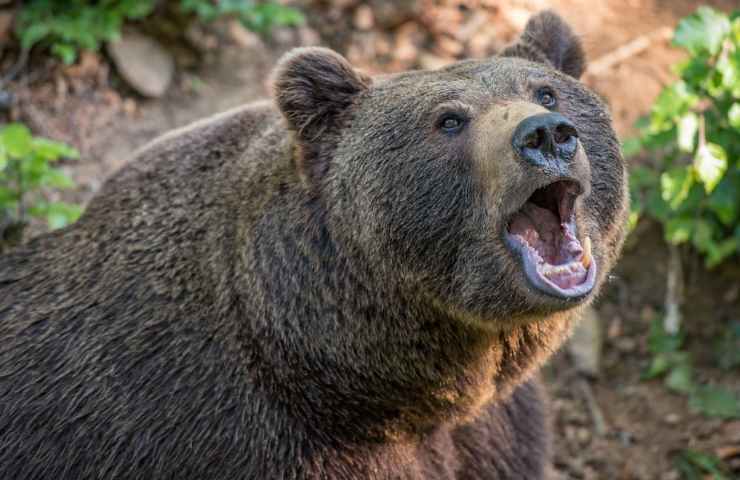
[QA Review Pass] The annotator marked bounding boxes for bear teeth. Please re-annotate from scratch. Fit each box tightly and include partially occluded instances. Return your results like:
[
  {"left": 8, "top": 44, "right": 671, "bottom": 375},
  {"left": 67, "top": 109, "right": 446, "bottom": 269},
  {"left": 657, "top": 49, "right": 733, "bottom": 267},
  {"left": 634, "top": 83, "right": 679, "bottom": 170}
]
[
  {"left": 539, "top": 260, "right": 585, "bottom": 277},
  {"left": 581, "top": 237, "right": 592, "bottom": 268}
]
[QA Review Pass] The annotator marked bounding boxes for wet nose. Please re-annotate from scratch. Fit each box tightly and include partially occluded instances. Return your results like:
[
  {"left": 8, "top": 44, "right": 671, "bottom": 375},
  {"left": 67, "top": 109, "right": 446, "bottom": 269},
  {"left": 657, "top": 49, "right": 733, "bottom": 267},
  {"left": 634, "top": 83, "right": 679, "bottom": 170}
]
[{"left": 512, "top": 113, "right": 579, "bottom": 168}]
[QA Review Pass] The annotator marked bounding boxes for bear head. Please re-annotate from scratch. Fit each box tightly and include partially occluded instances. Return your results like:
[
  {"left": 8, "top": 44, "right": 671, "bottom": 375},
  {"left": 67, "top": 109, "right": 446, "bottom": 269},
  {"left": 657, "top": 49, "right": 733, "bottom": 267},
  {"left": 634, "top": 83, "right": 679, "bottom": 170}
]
[{"left": 272, "top": 10, "right": 628, "bottom": 329}]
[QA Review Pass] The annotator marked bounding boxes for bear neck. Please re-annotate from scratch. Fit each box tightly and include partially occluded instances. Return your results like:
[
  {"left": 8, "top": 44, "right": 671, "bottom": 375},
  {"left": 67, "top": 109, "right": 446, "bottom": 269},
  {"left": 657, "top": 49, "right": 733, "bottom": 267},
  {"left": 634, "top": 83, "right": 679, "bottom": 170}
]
[{"left": 238, "top": 193, "right": 573, "bottom": 447}]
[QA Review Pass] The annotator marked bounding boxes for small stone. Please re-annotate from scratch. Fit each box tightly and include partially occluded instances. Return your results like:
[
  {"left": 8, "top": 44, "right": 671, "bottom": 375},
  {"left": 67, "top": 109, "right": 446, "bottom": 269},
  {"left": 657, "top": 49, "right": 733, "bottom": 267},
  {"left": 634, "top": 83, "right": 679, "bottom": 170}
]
[
  {"left": 576, "top": 427, "right": 591, "bottom": 444},
  {"left": 122, "top": 98, "right": 138, "bottom": 117},
  {"left": 436, "top": 36, "right": 464, "bottom": 57},
  {"left": 664, "top": 413, "right": 680, "bottom": 425},
  {"left": 0, "top": 90, "right": 13, "bottom": 111},
  {"left": 607, "top": 315, "right": 622, "bottom": 339},
  {"left": 228, "top": 20, "right": 262, "bottom": 49},
  {"left": 660, "top": 470, "right": 680, "bottom": 480},
  {"left": 270, "top": 26, "right": 296, "bottom": 46},
  {"left": 107, "top": 30, "right": 174, "bottom": 98},
  {"left": 724, "top": 284, "right": 739, "bottom": 303},
  {"left": 185, "top": 23, "right": 218, "bottom": 51},
  {"left": 615, "top": 337, "right": 637, "bottom": 353},
  {"left": 695, "top": 418, "right": 723, "bottom": 439},
  {"left": 618, "top": 430, "right": 634, "bottom": 446},
  {"left": 640, "top": 305, "right": 656, "bottom": 322},
  {"left": 298, "top": 26, "right": 321, "bottom": 46},
  {"left": 716, "top": 445, "right": 740, "bottom": 460},
  {"left": 64, "top": 51, "right": 101, "bottom": 78},
  {"left": 353, "top": 5, "right": 374, "bottom": 31}
]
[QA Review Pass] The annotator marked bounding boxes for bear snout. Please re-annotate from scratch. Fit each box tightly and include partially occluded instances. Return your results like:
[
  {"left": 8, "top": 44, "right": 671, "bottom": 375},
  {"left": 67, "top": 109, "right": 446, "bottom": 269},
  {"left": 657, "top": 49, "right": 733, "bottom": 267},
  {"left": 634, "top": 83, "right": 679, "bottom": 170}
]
[{"left": 511, "top": 112, "right": 579, "bottom": 171}]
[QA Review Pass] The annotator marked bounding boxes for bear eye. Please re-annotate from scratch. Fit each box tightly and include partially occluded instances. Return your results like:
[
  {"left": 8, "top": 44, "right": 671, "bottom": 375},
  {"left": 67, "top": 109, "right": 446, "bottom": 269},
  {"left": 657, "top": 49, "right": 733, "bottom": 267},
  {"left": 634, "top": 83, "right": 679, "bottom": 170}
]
[
  {"left": 536, "top": 88, "right": 557, "bottom": 109},
  {"left": 439, "top": 114, "right": 466, "bottom": 134}
]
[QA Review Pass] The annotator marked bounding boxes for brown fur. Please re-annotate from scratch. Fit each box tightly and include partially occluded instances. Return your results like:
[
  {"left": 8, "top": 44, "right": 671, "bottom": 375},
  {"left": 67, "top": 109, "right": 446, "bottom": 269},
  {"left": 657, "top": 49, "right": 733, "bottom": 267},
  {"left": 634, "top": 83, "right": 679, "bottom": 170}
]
[{"left": 0, "top": 11, "right": 627, "bottom": 479}]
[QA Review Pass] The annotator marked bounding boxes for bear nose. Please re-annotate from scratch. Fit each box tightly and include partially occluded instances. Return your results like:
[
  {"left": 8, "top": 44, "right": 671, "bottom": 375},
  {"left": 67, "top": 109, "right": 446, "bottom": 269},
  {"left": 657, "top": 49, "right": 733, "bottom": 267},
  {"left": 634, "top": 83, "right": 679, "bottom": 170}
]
[{"left": 512, "top": 113, "right": 579, "bottom": 168}]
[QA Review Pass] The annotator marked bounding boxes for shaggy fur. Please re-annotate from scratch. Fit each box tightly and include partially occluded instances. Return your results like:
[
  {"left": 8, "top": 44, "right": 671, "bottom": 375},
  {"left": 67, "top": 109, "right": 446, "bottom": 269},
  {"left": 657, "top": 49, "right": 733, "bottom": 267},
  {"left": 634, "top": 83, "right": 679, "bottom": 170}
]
[{"left": 0, "top": 11, "right": 628, "bottom": 479}]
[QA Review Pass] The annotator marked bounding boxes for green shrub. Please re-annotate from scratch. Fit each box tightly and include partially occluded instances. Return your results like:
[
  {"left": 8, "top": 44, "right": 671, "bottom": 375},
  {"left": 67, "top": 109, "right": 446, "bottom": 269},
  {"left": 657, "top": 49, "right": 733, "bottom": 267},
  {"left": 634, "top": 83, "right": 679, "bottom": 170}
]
[
  {"left": 16, "top": 0, "right": 156, "bottom": 64},
  {"left": 627, "top": 7, "right": 740, "bottom": 268},
  {"left": 676, "top": 449, "right": 732, "bottom": 480},
  {"left": 643, "top": 317, "right": 740, "bottom": 420},
  {"left": 180, "top": 0, "right": 304, "bottom": 33},
  {"left": 15, "top": 0, "right": 304, "bottom": 64},
  {"left": 0, "top": 123, "right": 82, "bottom": 233}
]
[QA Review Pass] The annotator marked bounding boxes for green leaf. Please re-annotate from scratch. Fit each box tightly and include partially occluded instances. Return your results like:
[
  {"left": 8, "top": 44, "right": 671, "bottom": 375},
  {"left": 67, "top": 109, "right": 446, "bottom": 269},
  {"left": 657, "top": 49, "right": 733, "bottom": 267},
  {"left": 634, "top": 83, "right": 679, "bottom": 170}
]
[
  {"left": 661, "top": 167, "right": 694, "bottom": 209},
  {"left": 665, "top": 362, "right": 694, "bottom": 393},
  {"left": 673, "top": 6, "right": 731, "bottom": 56},
  {"left": 690, "top": 218, "right": 714, "bottom": 252},
  {"left": 665, "top": 217, "right": 695, "bottom": 244},
  {"left": 0, "top": 123, "right": 33, "bottom": 158},
  {"left": 728, "top": 103, "right": 740, "bottom": 129},
  {"left": 706, "top": 238, "right": 738, "bottom": 268},
  {"left": 677, "top": 112, "right": 699, "bottom": 152},
  {"left": 19, "top": 23, "right": 51, "bottom": 50},
  {"left": 694, "top": 143, "right": 727, "bottom": 193},
  {"left": 643, "top": 352, "right": 671, "bottom": 379},
  {"left": 717, "top": 48, "right": 740, "bottom": 91},
  {"left": 0, "top": 185, "right": 17, "bottom": 206},
  {"left": 51, "top": 43, "right": 78, "bottom": 65},
  {"left": 32, "top": 138, "right": 79, "bottom": 161},
  {"left": 627, "top": 210, "right": 640, "bottom": 232},
  {"left": 676, "top": 450, "right": 731, "bottom": 480},
  {"left": 0, "top": 145, "right": 7, "bottom": 171},
  {"left": 716, "top": 321, "right": 740, "bottom": 370},
  {"left": 707, "top": 175, "right": 739, "bottom": 226},
  {"left": 45, "top": 202, "right": 82, "bottom": 229},
  {"left": 675, "top": 54, "right": 712, "bottom": 85},
  {"left": 649, "top": 82, "right": 698, "bottom": 132},
  {"left": 648, "top": 318, "right": 685, "bottom": 353},
  {"left": 689, "top": 386, "right": 740, "bottom": 418},
  {"left": 43, "top": 169, "right": 75, "bottom": 189}
]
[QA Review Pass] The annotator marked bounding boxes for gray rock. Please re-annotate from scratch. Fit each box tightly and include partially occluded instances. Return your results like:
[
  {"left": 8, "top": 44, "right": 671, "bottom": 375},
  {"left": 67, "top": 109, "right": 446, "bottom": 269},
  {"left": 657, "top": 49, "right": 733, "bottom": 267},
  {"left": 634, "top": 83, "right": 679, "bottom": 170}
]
[
  {"left": 107, "top": 30, "right": 174, "bottom": 98},
  {"left": 568, "top": 306, "right": 602, "bottom": 377}
]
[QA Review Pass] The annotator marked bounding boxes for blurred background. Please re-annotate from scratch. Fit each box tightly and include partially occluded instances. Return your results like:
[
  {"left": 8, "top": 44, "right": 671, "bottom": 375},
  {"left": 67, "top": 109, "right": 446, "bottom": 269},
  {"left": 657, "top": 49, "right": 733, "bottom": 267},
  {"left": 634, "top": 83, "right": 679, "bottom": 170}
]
[{"left": 0, "top": 1, "right": 739, "bottom": 478}]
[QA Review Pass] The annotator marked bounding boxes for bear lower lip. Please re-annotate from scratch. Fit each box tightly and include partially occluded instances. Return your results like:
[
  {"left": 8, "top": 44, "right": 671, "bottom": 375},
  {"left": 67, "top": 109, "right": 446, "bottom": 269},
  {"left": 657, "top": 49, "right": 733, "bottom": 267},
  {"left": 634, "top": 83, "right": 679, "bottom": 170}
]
[
  {"left": 505, "top": 180, "right": 596, "bottom": 299},
  {"left": 507, "top": 232, "right": 596, "bottom": 298}
]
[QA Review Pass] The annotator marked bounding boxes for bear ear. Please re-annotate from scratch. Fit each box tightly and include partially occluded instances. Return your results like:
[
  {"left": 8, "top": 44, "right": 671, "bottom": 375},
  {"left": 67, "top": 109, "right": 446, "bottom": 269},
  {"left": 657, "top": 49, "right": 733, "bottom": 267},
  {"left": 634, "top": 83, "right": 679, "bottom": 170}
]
[
  {"left": 501, "top": 10, "right": 585, "bottom": 79},
  {"left": 272, "top": 47, "right": 371, "bottom": 140}
]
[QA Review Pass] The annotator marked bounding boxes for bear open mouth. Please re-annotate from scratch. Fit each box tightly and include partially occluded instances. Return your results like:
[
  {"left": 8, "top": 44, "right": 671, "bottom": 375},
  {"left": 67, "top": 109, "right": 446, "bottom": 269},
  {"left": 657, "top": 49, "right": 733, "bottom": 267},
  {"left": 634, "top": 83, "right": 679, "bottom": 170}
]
[{"left": 505, "top": 179, "right": 596, "bottom": 299}]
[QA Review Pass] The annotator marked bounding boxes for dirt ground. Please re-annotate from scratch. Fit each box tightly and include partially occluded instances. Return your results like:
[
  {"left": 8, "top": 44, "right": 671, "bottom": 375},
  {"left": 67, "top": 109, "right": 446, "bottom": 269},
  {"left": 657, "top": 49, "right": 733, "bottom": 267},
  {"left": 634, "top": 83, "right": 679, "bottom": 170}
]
[{"left": 3, "top": 0, "right": 740, "bottom": 478}]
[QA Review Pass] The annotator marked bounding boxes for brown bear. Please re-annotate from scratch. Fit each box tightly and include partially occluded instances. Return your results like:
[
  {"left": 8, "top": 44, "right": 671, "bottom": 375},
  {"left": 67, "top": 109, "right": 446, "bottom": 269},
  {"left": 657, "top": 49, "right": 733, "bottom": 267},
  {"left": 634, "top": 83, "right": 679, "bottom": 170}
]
[{"left": 0, "top": 10, "right": 628, "bottom": 480}]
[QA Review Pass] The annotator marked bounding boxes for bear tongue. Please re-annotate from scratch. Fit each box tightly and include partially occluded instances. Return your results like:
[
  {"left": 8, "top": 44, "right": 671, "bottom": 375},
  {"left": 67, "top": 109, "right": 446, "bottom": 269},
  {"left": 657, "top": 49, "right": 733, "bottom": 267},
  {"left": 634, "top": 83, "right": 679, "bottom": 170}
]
[{"left": 507, "top": 202, "right": 562, "bottom": 263}]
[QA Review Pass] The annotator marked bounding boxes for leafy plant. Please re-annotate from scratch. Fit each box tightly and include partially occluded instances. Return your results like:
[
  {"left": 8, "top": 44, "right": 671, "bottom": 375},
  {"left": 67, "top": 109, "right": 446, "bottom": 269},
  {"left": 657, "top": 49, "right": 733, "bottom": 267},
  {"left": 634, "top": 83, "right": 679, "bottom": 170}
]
[
  {"left": 0, "top": 123, "right": 82, "bottom": 236},
  {"left": 16, "top": 0, "right": 156, "bottom": 64},
  {"left": 14, "top": 0, "right": 304, "bottom": 64},
  {"left": 676, "top": 449, "right": 731, "bottom": 480},
  {"left": 716, "top": 320, "right": 740, "bottom": 370},
  {"left": 628, "top": 7, "right": 740, "bottom": 268},
  {"left": 180, "top": 0, "right": 304, "bottom": 34},
  {"left": 643, "top": 317, "right": 740, "bottom": 419}
]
